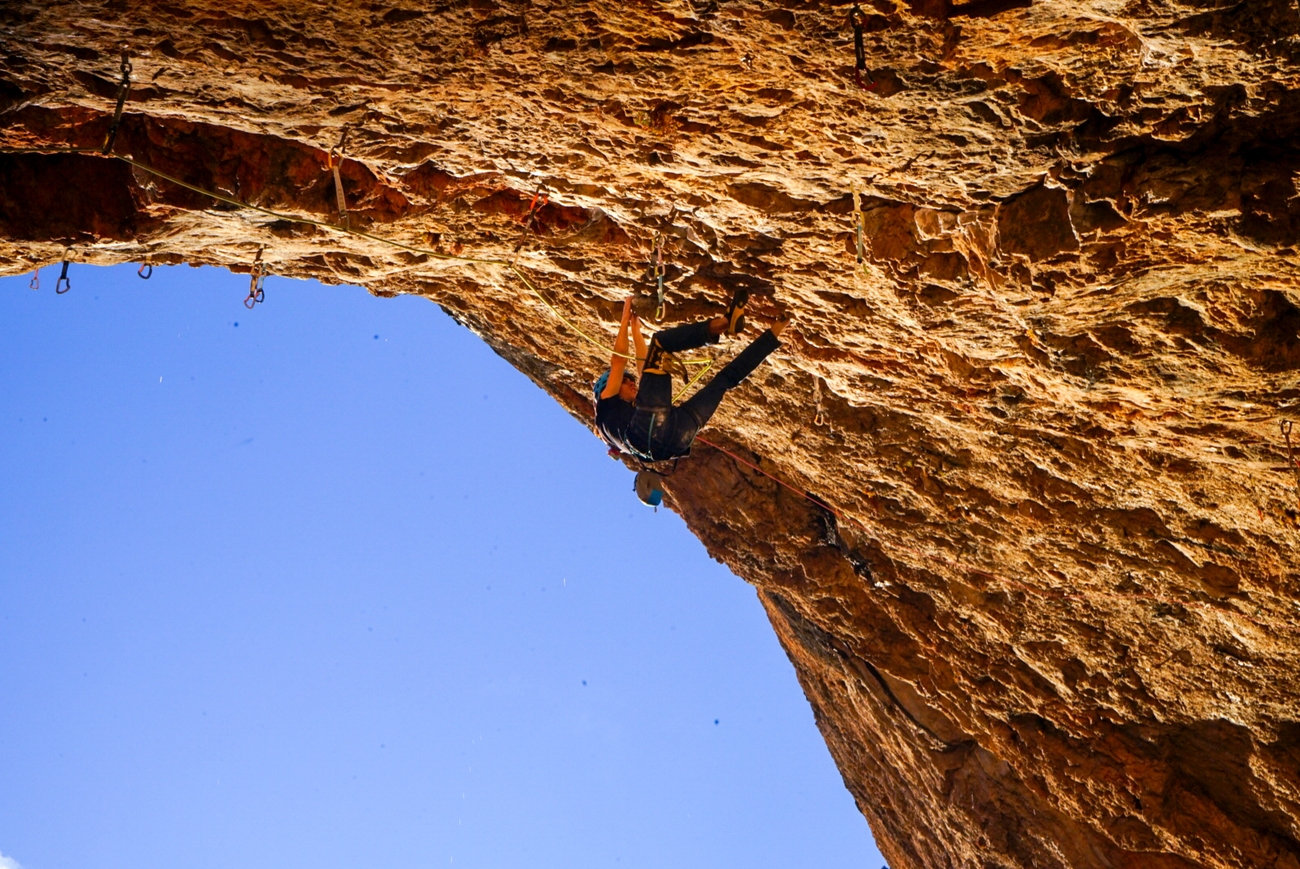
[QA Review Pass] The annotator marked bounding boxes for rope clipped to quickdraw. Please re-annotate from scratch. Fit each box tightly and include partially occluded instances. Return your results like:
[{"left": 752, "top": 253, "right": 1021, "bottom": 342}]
[
  {"left": 648, "top": 230, "right": 667, "bottom": 322},
  {"left": 327, "top": 128, "right": 351, "bottom": 230},
  {"left": 137, "top": 259, "right": 153, "bottom": 279},
  {"left": 55, "top": 248, "right": 73, "bottom": 294},
  {"left": 29, "top": 268, "right": 39, "bottom": 291},
  {"left": 849, "top": 5, "right": 875, "bottom": 91},
  {"left": 850, "top": 180, "right": 868, "bottom": 274},
  {"left": 244, "top": 246, "right": 266, "bottom": 308},
  {"left": 102, "top": 50, "right": 133, "bottom": 154},
  {"left": 513, "top": 181, "right": 548, "bottom": 252}
]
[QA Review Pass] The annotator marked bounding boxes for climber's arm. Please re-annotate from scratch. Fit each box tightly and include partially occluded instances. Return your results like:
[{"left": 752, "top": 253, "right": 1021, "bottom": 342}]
[
  {"left": 631, "top": 313, "right": 648, "bottom": 377},
  {"left": 600, "top": 298, "right": 634, "bottom": 400}
]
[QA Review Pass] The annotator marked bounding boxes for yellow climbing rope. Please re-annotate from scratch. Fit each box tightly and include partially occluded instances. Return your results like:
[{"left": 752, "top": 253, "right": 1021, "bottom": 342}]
[{"left": 0, "top": 143, "right": 718, "bottom": 391}]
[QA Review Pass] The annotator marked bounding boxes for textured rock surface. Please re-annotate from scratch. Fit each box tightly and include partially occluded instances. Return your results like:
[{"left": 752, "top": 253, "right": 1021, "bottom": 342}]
[{"left": 4, "top": 2, "right": 1300, "bottom": 866}]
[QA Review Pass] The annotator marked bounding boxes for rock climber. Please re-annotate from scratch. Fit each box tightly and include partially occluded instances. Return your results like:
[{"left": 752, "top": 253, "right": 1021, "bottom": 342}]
[{"left": 593, "top": 288, "right": 788, "bottom": 506}]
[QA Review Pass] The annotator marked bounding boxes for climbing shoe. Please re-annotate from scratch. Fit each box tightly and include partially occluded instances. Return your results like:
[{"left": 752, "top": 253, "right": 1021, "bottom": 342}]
[{"left": 724, "top": 286, "right": 749, "bottom": 336}]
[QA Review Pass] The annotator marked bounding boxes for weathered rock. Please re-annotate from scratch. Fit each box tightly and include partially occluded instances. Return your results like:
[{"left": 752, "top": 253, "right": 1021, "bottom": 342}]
[{"left": 3, "top": 2, "right": 1300, "bottom": 866}]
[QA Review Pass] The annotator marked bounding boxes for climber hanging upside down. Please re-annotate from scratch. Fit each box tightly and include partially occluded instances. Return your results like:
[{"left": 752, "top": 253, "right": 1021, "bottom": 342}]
[{"left": 593, "top": 288, "right": 788, "bottom": 506}]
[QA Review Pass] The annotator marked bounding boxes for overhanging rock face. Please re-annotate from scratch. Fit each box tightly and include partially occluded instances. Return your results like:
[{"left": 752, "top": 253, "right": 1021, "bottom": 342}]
[{"left": 4, "top": 2, "right": 1300, "bottom": 866}]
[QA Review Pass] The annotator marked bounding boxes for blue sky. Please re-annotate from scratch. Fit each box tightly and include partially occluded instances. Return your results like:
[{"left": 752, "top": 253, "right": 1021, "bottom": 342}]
[{"left": 1, "top": 262, "right": 883, "bottom": 869}]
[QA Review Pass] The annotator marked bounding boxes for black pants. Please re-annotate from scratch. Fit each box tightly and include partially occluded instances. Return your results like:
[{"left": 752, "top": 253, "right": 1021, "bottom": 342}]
[{"left": 625, "top": 322, "right": 781, "bottom": 461}]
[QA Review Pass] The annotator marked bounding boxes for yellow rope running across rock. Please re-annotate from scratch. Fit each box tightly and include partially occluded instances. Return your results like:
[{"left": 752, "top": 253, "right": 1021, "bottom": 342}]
[
  {"left": 0, "top": 144, "right": 715, "bottom": 384},
  {"left": 4, "top": 148, "right": 1284, "bottom": 629}
]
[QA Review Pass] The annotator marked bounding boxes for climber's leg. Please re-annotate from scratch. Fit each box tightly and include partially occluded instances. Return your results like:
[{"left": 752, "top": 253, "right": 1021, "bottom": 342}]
[
  {"left": 643, "top": 286, "right": 751, "bottom": 369},
  {"left": 677, "top": 326, "right": 782, "bottom": 431}
]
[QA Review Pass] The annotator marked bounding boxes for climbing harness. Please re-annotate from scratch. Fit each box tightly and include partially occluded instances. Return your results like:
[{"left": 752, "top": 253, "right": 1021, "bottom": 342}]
[
  {"left": 244, "top": 246, "right": 266, "bottom": 308},
  {"left": 328, "top": 128, "right": 351, "bottom": 230},
  {"left": 1283, "top": 420, "right": 1300, "bottom": 506},
  {"left": 850, "top": 180, "right": 868, "bottom": 273},
  {"left": 849, "top": 5, "right": 875, "bottom": 91},
  {"left": 137, "top": 259, "right": 153, "bottom": 279},
  {"left": 648, "top": 230, "right": 667, "bottom": 322},
  {"left": 29, "top": 268, "right": 38, "bottom": 291},
  {"left": 55, "top": 249, "right": 73, "bottom": 294},
  {"left": 102, "top": 51, "right": 133, "bottom": 154},
  {"left": 513, "top": 181, "right": 548, "bottom": 252}
]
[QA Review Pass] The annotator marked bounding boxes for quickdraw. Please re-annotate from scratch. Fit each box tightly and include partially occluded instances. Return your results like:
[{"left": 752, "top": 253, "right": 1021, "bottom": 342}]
[
  {"left": 137, "top": 260, "right": 153, "bottom": 279},
  {"left": 1283, "top": 420, "right": 1300, "bottom": 506},
  {"left": 244, "top": 246, "right": 266, "bottom": 308},
  {"left": 850, "top": 180, "right": 868, "bottom": 273},
  {"left": 813, "top": 376, "right": 828, "bottom": 427},
  {"left": 649, "top": 231, "right": 667, "bottom": 322},
  {"left": 102, "top": 51, "right": 133, "bottom": 154},
  {"left": 55, "top": 249, "right": 73, "bottom": 294},
  {"left": 513, "top": 181, "right": 549, "bottom": 252},
  {"left": 327, "top": 128, "right": 351, "bottom": 230},
  {"left": 849, "top": 5, "right": 876, "bottom": 91},
  {"left": 29, "top": 268, "right": 38, "bottom": 291}
]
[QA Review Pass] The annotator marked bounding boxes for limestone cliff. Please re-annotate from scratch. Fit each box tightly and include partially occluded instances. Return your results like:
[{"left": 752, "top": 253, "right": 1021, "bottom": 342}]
[{"left": 3, "top": 2, "right": 1300, "bottom": 866}]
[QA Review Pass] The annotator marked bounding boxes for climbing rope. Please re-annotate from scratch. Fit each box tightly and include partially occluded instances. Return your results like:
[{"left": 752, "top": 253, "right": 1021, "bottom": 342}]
[
  {"left": 0, "top": 148, "right": 1287, "bottom": 636},
  {"left": 0, "top": 144, "right": 712, "bottom": 367}
]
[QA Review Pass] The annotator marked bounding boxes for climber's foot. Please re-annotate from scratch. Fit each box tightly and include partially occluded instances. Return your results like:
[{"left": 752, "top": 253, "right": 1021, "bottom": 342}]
[{"left": 724, "top": 287, "right": 749, "bottom": 336}]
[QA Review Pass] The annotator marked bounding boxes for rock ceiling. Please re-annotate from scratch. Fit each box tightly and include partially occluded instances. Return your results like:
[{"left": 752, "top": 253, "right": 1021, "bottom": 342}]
[{"left": 3, "top": 1, "right": 1300, "bottom": 866}]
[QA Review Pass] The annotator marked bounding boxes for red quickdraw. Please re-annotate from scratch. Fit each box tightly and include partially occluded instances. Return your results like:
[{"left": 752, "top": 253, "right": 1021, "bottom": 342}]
[
  {"left": 524, "top": 186, "right": 549, "bottom": 224},
  {"left": 29, "top": 268, "right": 38, "bottom": 291},
  {"left": 138, "top": 261, "right": 153, "bottom": 279},
  {"left": 513, "top": 181, "right": 549, "bottom": 252}
]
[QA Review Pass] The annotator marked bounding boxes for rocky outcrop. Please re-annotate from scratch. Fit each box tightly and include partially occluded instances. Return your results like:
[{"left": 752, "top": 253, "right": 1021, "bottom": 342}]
[{"left": 3, "top": 2, "right": 1300, "bottom": 866}]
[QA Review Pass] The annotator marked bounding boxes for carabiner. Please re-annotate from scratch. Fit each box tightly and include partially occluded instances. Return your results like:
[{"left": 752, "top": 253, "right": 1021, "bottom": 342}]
[
  {"left": 650, "top": 231, "right": 667, "bottom": 322},
  {"left": 29, "top": 268, "right": 38, "bottom": 291},
  {"left": 138, "top": 262, "right": 153, "bottom": 280},
  {"left": 244, "top": 247, "right": 266, "bottom": 308},
  {"left": 244, "top": 277, "right": 265, "bottom": 309},
  {"left": 55, "top": 257, "right": 72, "bottom": 294}
]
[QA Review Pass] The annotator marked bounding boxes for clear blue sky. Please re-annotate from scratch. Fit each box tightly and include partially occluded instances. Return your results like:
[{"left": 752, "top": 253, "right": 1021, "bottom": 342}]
[{"left": 1, "top": 263, "right": 883, "bottom": 869}]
